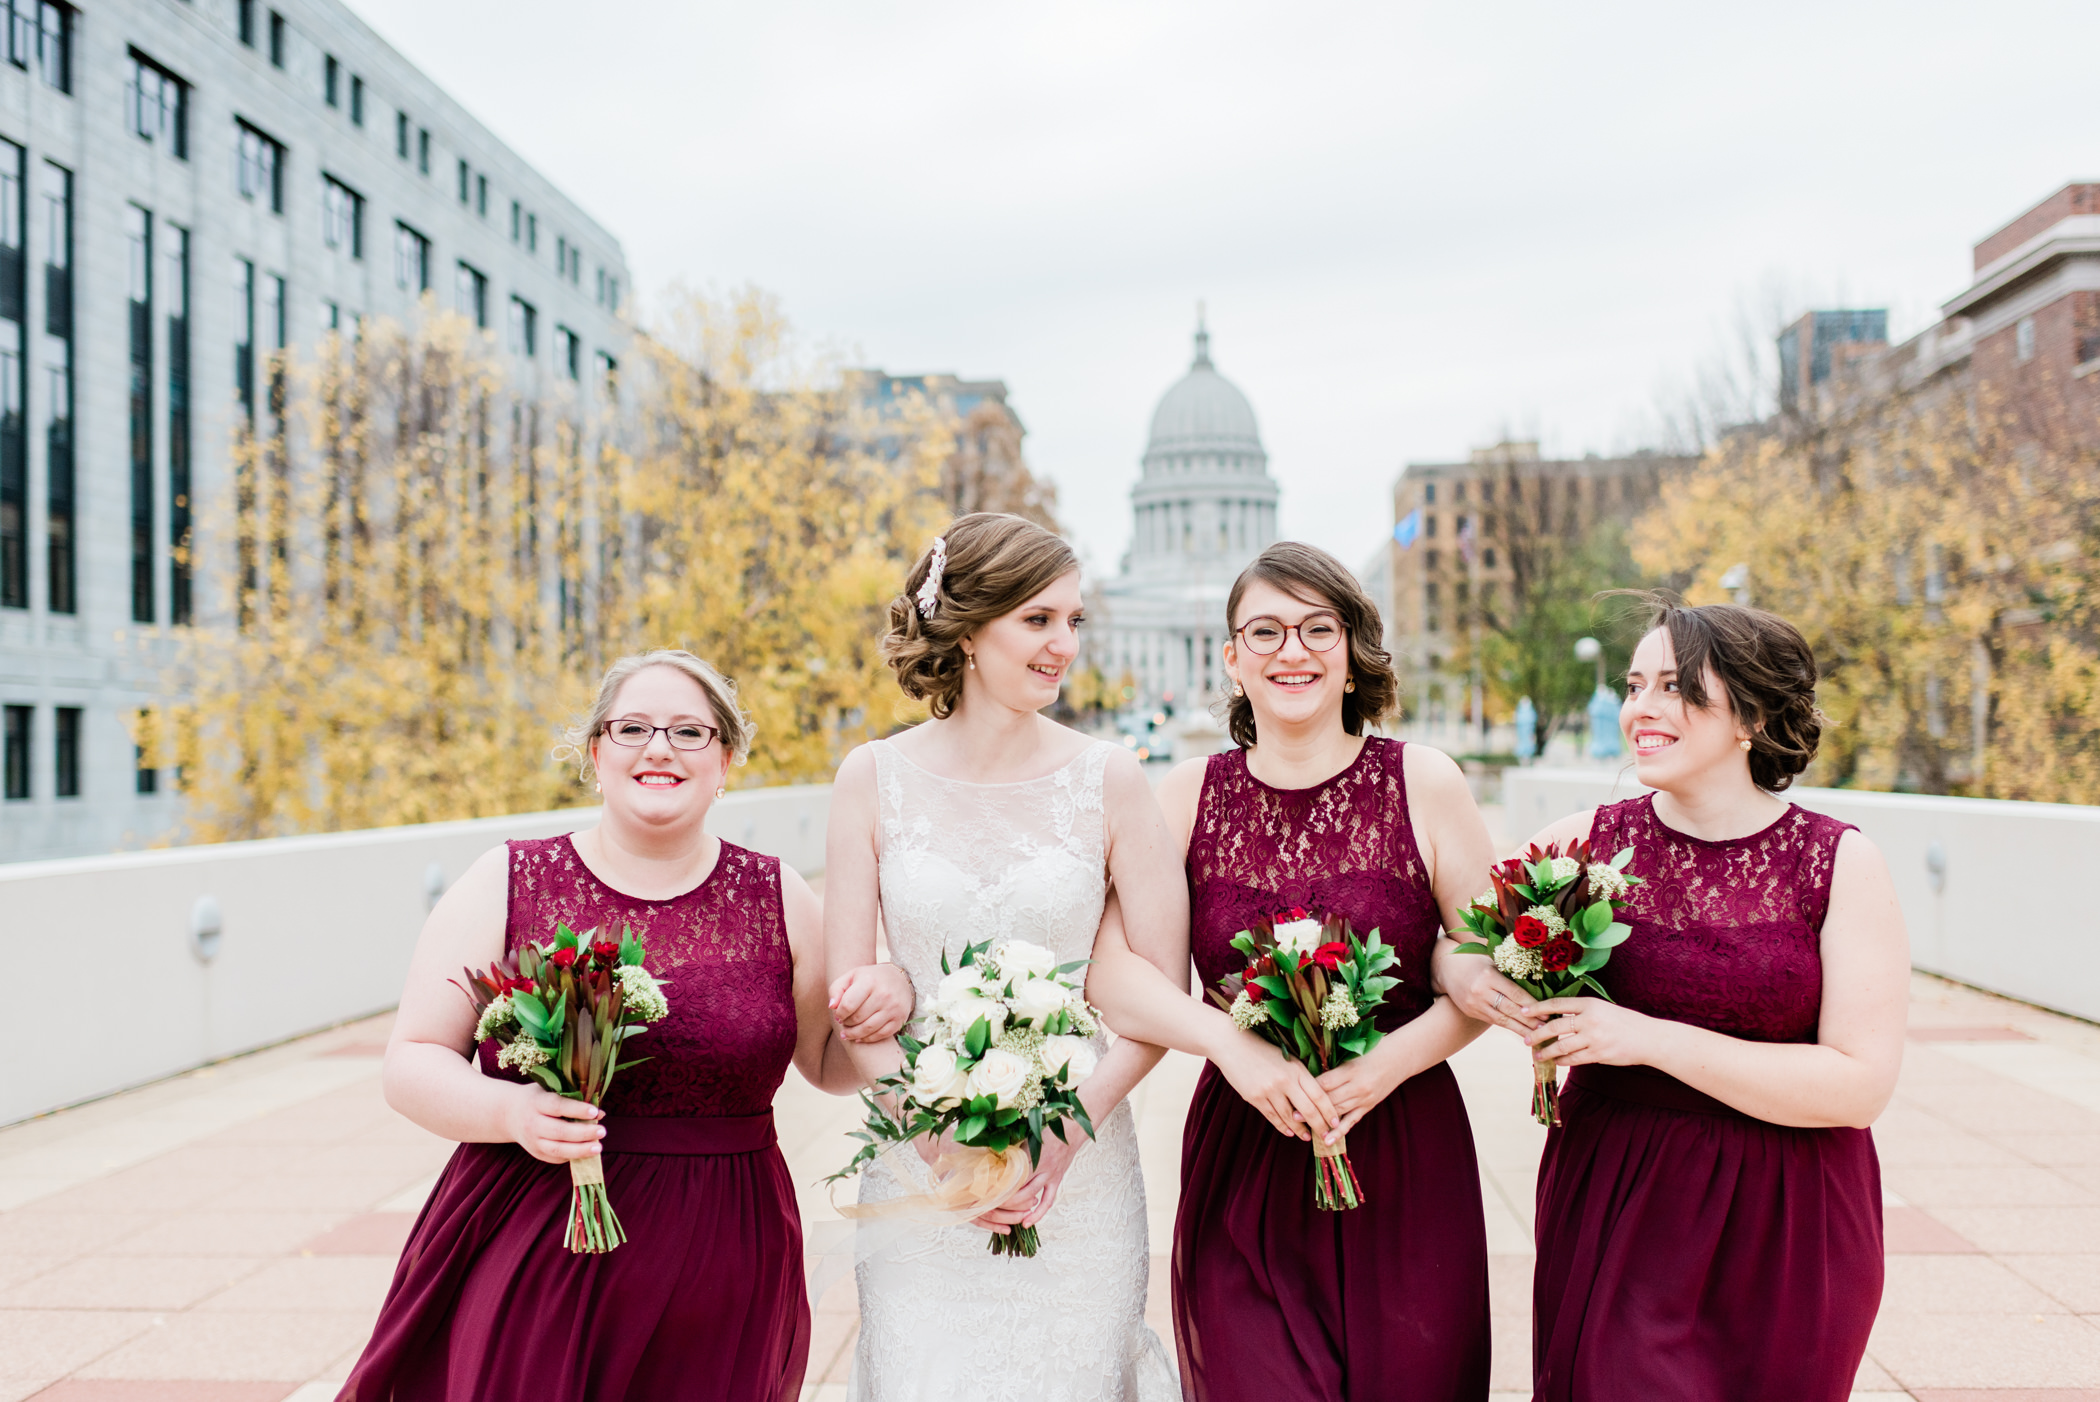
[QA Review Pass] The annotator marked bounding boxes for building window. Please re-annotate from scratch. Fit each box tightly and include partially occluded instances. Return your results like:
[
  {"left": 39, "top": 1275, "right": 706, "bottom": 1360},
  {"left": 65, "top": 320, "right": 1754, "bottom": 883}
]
[
  {"left": 509, "top": 199, "right": 520, "bottom": 242},
  {"left": 322, "top": 176, "right": 363, "bottom": 258},
  {"left": 268, "top": 9, "right": 284, "bottom": 68},
  {"left": 128, "top": 205, "right": 153, "bottom": 624},
  {"left": 237, "top": 120, "right": 284, "bottom": 214},
  {"left": 596, "top": 350, "right": 618, "bottom": 400},
  {"left": 324, "top": 54, "right": 338, "bottom": 107},
  {"left": 456, "top": 157, "right": 469, "bottom": 203},
  {"left": 1424, "top": 514, "right": 1437, "bottom": 539},
  {"left": 2016, "top": 316, "right": 2036, "bottom": 364},
  {"left": 455, "top": 262, "right": 487, "bottom": 328},
  {"left": 127, "top": 51, "right": 188, "bottom": 158},
  {"left": 395, "top": 109, "right": 408, "bottom": 158},
  {"left": 0, "top": 139, "right": 22, "bottom": 612},
  {"left": 167, "top": 223, "right": 191, "bottom": 624},
  {"left": 3, "top": 704, "right": 26, "bottom": 799},
  {"left": 238, "top": 0, "right": 254, "bottom": 46},
  {"left": 233, "top": 256, "right": 254, "bottom": 416},
  {"left": 54, "top": 704, "right": 78, "bottom": 797},
  {"left": 527, "top": 213, "right": 537, "bottom": 253},
  {"left": 556, "top": 325, "right": 579, "bottom": 380},
  {"left": 40, "top": 159, "right": 71, "bottom": 614},
  {"left": 394, "top": 222, "right": 429, "bottom": 292},
  {"left": 476, "top": 174, "right": 487, "bottom": 218},
  {"left": 1483, "top": 546, "right": 1496, "bottom": 569},
  {"left": 1423, "top": 483, "right": 1436, "bottom": 505},
  {"left": 31, "top": 1, "right": 64, "bottom": 93},
  {"left": 595, "top": 267, "right": 619, "bottom": 311},
  {"left": 350, "top": 75, "right": 364, "bottom": 126},
  {"left": 136, "top": 709, "right": 158, "bottom": 794},
  {"left": 417, "top": 127, "right": 429, "bottom": 175},
  {"left": 508, "top": 296, "right": 537, "bottom": 356}
]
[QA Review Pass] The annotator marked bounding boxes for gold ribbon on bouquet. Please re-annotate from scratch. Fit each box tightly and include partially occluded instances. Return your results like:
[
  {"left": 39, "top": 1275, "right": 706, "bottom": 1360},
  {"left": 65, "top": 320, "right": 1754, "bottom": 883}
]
[{"left": 830, "top": 1141, "right": 1033, "bottom": 1227}]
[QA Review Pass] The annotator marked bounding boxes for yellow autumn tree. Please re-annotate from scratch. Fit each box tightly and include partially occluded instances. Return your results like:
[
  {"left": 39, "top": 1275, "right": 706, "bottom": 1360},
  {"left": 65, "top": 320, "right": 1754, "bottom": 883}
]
[
  {"left": 1635, "top": 388, "right": 2100, "bottom": 801},
  {"left": 154, "top": 288, "right": 951, "bottom": 840}
]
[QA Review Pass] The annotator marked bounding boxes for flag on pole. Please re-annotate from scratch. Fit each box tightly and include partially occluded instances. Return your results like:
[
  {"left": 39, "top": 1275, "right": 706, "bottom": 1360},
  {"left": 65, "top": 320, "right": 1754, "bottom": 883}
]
[{"left": 1393, "top": 510, "right": 1421, "bottom": 549}]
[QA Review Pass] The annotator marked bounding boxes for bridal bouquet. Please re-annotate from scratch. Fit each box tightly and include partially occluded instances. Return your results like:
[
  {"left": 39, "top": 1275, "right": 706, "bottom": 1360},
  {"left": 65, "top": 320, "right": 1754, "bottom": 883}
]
[
  {"left": 457, "top": 923, "right": 671, "bottom": 1253},
  {"left": 1206, "top": 910, "right": 1399, "bottom": 1210},
  {"left": 1452, "top": 840, "right": 1641, "bottom": 1126},
  {"left": 826, "top": 938, "right": 1099, "bottom": 1258}
]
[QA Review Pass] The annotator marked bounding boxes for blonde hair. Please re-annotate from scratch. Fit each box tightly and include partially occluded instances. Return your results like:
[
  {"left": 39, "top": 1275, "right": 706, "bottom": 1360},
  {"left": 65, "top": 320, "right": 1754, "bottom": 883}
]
[
  {"left": 558, "top": 650, "right": 753, "bottom": 780},
  {"left": 882, "top": 513, "right": 1079, "bottom": 719}
]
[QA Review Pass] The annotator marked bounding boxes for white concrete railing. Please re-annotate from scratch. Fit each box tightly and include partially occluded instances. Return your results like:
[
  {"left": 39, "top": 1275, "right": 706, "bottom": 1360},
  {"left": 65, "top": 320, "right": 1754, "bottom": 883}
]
[
  {"left": 1504, "top": 766, "right": 2100, "bottom": 1025},
  {"left": 2, "top": 785, "right": 831, "bottom": 1126}
]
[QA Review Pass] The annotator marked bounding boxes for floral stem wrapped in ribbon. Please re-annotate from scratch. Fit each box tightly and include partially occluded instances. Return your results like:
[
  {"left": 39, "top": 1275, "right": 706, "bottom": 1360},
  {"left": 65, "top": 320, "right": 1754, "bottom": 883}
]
[
  {"left": 1206, "top": 909, "right": 1399, "bottom": 1211},
  {"left": 1451, "top": 841, "right": 1641, "bottom": 1126},
  {"left": 456, "top": 923, "right": 671, "bottom": 1252},
  {"left": 826, "top": 938, "right": 1100, "bottom": 1258}
]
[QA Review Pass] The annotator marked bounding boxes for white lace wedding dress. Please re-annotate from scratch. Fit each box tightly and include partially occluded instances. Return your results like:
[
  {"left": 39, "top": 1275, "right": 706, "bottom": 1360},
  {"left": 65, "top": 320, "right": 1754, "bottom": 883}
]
[{"left": 847, "top": 738, "right": 1178, "bottom": 1402}]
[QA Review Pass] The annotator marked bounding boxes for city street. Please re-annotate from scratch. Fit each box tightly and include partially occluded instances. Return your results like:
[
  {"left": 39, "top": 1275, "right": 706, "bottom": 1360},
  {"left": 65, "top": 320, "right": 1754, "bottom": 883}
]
[{"left": 2, "top": 972, "right": 2097, "bottom": 1400}]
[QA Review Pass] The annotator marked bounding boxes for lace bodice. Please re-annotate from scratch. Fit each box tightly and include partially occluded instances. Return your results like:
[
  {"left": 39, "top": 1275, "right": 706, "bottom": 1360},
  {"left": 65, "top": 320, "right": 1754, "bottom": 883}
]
[
  {"left": 852, "top": 736, "right": 1176, "bottom": 1402},
  {"left": 478, "top": 835, "right": 797, "bottom": 1117},
  {"left": 1188, "top": 738, "right": 1440, "bottom": 1033},
  {"left": 1588, "top": 795, "right": 1854, "bottom": 1044},
  {"left": 872, "top": 738, "right": 1115, "bottom": 1009}
]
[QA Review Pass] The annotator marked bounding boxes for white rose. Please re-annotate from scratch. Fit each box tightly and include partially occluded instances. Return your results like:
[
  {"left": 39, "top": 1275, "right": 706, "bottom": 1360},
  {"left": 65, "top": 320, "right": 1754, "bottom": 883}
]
[
  {"left": 944, "top": 995, "right": 1008, "bottom": 1040},
  {"left": 931, "top": 966, "right": 988, "bottom": 1014},
  {"left": 1039, "top": 1034, "right": 1099, "bottom": 1085},
  {"left": 1273, "top": 917, "right": 1324, "bottom": 959},
  {"left": 908, "top": 1044, "right": 970, "bottom": 1108},
  {"left": 1008, "top": 977, "right": 1069, "bottom": 1026},
  {"left": 994, "top": 941, "right": 1059, "bottom": 981},
  {"left": 965, "top": 1047, "right": 1032, "bottom": 1107}
]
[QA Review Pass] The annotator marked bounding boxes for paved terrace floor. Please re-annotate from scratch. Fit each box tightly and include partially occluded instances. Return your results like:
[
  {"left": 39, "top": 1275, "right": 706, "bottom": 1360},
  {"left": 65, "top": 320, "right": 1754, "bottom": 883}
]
[{"left": 3, "top": 972, "right": 2098, "bottom": 1401}]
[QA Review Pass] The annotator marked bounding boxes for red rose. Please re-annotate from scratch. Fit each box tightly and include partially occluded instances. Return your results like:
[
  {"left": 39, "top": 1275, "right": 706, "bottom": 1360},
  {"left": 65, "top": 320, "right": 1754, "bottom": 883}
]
[
  {"left": 1311, "top": 941, "right": 1348, "bottom": 972},
  {"left": 504, "top": 977, "right": 535, "bottom": 996},
  {"left": 591, "top": 941, "right": 620, "bottom": 961},
  {"left": 1541, "top": 938, "right": 1578, "bottom": 973},
  {"left": 1512, "top": 915, "right": 1551, "bottom": 949},
  {"left": 549, "top": 947, "right": 579, "bottom": 969}
]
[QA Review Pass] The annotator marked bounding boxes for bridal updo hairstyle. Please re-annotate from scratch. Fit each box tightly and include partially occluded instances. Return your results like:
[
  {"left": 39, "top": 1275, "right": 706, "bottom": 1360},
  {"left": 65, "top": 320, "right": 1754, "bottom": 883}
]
[
  {"left": 1634, "top": 593, "right": 1824, "bottom": 792},
  {"left": 557, "top": 648, "right": 753, "bottom": 781},
  {"left": 1224, "top": 541, "right": 1399, "bottom": 749},
  {"left": 884, "top": 512, "right": 1080, "bottom": 719}
]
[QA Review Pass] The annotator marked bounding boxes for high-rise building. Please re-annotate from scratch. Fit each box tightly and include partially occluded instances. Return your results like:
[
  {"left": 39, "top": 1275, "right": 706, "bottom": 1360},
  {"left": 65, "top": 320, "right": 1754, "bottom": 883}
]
[
  {"left": 1777, "top": 309, "right": 1888, "bottom": 416},
  {"left": 1091, "top": 316, "right": 1280, "bottom": 712},
  {"left": 0, "top": 0, "right": 631, "bottom": 861}
]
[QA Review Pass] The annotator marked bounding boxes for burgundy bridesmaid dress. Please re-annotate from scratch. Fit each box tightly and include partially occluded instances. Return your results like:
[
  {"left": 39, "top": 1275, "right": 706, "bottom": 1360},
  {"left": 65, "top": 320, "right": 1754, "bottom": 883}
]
[
  {"left": 1174, "top": 738, "right": 1491, "bottom": 1402},
  {"left": 1532, "top": 795, "right": 1883, "bottom": 1402},
  {"left": 340, "top": 835, "right": 810, "bottom": 1402}
]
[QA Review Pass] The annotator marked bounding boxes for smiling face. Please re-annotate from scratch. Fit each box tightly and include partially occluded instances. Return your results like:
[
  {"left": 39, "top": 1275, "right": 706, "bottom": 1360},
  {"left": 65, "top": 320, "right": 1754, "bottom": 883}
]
[
  {"left": 1622, "top": 626, "right": 1754, "bottom": 791},
  {"left": 1224, "top": 579, "right": 1349, "bottom": 736},
  {"left": 962, "top": 568, "right": 1084, "bottom": 714},
  {"left": 588, "top": 664, "right": 730, "bottom": 827}
]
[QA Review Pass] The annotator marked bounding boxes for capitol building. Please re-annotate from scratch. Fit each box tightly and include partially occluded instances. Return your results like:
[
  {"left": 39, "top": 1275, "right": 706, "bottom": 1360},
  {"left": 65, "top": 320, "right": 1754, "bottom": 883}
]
[{"left": 1091, "top": 318, "right": 1281, "bottom": 714}]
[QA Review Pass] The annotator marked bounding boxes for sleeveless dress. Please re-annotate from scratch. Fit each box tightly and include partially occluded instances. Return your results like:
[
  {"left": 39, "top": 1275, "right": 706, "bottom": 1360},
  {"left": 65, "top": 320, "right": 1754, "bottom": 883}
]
[
  {"left": 1176, "top": 738, "right": 1491, "bottom": 1402},
  {"left": 848, "top": 738, "right": 1178, "bottom": 1402},
  {"left": 339, "top": 835, "right": 810, "bottom": 1402},
  {"left": 1531, "top": 795, "right": 1883, "bottom": 1401}
]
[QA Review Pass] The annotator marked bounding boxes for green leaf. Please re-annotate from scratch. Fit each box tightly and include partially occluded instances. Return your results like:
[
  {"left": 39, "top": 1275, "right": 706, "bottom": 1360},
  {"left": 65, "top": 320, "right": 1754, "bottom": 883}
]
[
  {"left": 1611, "top": 845, "right": 1635, "bottom": 871},
  {"left": 1452, "top": 941, "right": 1490, "bottom": 957},
  {"left": 1587, "top": 921, "right": 1632, "bottom": 949},
  {"left": 964, "top": 1017, "right": 991, "bottom": 1059}
]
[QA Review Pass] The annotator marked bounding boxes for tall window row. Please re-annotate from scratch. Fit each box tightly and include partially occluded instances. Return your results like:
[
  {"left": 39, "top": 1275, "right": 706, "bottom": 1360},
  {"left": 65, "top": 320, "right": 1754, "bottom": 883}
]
[
  {"left": 40, "top": 158, "right": 69, "bottom": 615},
  {"left": 126, "top": 205, "right": 150, "bottom": 622},
  {"left": 6, "top": 1, "right": 69, "bottom": 95},
  {"left": 0, "top": 142, "right": 20, "bottom": 611}
]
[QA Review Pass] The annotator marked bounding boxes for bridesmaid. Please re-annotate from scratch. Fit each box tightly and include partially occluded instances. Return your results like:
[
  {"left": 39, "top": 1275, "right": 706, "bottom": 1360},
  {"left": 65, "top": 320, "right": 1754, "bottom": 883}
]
[
  {"left": 1435, "top": 598, "right": 1907, "bottom": 1401},
  {"left": 1088, "top": 541, "right": 1496, "bottom": 1401},
  {"left": 340, "top": 649, "right": 911, "bottom": 1402}
]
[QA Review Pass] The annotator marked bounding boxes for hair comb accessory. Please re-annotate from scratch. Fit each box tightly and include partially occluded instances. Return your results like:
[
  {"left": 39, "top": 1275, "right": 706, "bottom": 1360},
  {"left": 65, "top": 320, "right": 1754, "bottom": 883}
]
[{"left": 914, "top": 537, "right": 948, "bottom": 620}]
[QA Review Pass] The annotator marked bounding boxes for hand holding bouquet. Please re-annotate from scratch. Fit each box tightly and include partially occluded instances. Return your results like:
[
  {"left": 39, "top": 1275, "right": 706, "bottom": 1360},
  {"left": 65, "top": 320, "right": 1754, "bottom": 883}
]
[
  {"left": 457, "top": 923, "right": 671, "bottom": 1253},
  {"left": 1206, "top": 909, "right": 1399, "bottom": 1210},
  {"left": 827, "top": 938, "right": 1100, "bottom": 1258},
  {"left": 1452, "top": 841, "right": 1641, "bottom": 1126}
]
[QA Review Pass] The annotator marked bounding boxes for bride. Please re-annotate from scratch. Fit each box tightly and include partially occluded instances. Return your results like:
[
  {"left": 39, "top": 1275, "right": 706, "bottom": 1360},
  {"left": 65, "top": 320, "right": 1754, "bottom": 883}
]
[{"left": 825, "top": 512, "right": 1186, "bottom": 1401}]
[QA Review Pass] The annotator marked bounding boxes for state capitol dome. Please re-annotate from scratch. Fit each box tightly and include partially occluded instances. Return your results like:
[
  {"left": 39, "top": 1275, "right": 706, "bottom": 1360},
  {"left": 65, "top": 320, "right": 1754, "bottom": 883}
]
[{"left": 1145, "top": 325, "right": 1263, "bottom": 459}]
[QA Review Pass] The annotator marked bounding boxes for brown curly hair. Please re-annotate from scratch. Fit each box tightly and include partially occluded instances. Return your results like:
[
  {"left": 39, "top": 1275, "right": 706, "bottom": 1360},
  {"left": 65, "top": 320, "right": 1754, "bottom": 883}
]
[
  {"left": 1633, "top": 593, "right": 1825, "bottom": 791},
  {"left": 1223, "top": 542, "right": 1399, "bottom": 749},
  {"left": 882, "top": 513, "right": 1079, "bottom": 719}
]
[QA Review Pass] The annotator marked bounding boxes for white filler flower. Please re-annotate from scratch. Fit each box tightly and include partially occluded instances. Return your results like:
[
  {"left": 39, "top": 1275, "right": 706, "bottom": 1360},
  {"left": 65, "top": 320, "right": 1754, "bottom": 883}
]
[
  {"left": 1523, "top": 904, "right": 1569, "bottom": 936},
  {"left": 1008, "top": 978, "right": 1070, "bottom": 1026},
  {"left": 1318, "top": 987, "right": 1361, "bottom": 1030},
  {"left": 993, "top": 941, "right": 1060, "bottom": 981},
  {"left": 1493, "top": 940, "right": 1545, "bottom": 981},
  {"left": 1587, "top": 863, "right": 1630, "bottom": 901},
  {"left": 496, "top": 1038, "right": 550, "bottom": 1071},
  {"left": 616, "top": 965, "right": 670, "bottom": 1022},
  {"left": 1273, "top": 917, "right": 1324, "bottom": 959},
  {"left": 1039, "top": 1034, "right": 1099, "bottom": 1084},
  {"left": 1549, "top": 855, "right": 1582, "bottom": 885},
  {"left": 966, "top": 1048, "right": 1032, "bottom": 1107},
  {"left": 473, "top": 993, "right": 514, "bottom": 1044},
  {"left": 908, "top": 1044, "right": 971, "bottom": 1109},
  {"left": 1228, "top": 989, "right": 1270, "bottom": 1029}
]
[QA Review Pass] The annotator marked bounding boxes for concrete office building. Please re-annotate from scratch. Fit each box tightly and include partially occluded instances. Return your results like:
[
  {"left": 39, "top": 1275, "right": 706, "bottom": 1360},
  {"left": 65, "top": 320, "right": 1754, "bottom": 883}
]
[{"left": 0, "top": 0, "right": 631, "bottom": 860}]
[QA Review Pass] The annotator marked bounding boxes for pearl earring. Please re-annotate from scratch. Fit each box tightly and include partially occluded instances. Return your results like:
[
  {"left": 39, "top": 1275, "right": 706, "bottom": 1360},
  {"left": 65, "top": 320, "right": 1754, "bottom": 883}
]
[
  {"left": 1739, "top": 738, "right": 1753, "bottom": 751},
  {"left": 968, "top": 655, "right": 976, "bottom": 671},
  {"left": 1231, "top": 681, "right": 1243, "bottom": 698},
  {"left": 1344, "top": 678, "right": 1356, "bottom": 693},
  {"left": 716, "top": 786, "right": 727, "bottom": 798}
]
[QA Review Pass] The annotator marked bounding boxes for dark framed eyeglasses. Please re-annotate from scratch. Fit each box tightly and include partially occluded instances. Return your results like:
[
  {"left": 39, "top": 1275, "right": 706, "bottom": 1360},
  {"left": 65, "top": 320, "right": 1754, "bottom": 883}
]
[
  {"left": 601, "top": 718, "right": 720, "bottom": 751},
  {"left": 1235, "top": 613, "right": 1345, "bottom": 655}
]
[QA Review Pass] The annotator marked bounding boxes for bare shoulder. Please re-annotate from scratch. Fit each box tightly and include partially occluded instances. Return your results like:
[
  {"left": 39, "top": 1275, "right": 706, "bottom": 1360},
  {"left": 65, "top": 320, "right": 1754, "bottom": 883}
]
[
  {"left": 1399, "top": 741, "right": 1472, "bottom": 807},
  {"left": 442, "top": 841, "right": 512, "bottom": 912},
  {"left": 831, "top": 740, "right": 881, "bottom": 796},
  {"left": 1831, "top": 827, "right": 1892, "bottom": 887},
  {"left": 778, "top": 862, "right": 823, "bottom": 935},
  {"left": 1530, "top": 808, "right": 1598, "bottom": 850},
  {"left": 1155, "top": 754, "right": 1208, "bottom": 825}
]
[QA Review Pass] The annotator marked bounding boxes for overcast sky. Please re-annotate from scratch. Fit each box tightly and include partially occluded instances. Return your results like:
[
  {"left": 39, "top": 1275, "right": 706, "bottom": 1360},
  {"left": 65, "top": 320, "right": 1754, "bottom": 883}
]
[{"left": 346, "top": 0, "right": 2100, "bottom": 577}]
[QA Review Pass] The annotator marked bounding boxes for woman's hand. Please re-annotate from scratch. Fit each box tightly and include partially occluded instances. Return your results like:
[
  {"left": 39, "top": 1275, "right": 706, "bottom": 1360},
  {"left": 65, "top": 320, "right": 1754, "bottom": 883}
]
[
  {"left": 1525, "top": 997, "right": 1661, "bottom": 1069},
  {"left": 974, "top": 1128, "right": 1085, "bottom": 1233},
  {"left": 1434, "top": 936, "right": 1545, "bottom": 1036},
  {"left": 1209, "top": 1028, "right": 1339, "bottom": 1141},
  {"left": 1315, "top": 1042, "right": 1410, "bottom": 1138},
  {"left": 829, "top": 963, "right": 916, "bottom": 1043},
  {"left": 502, "top": 1084, "right": 606, "bottom": 1164}
]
